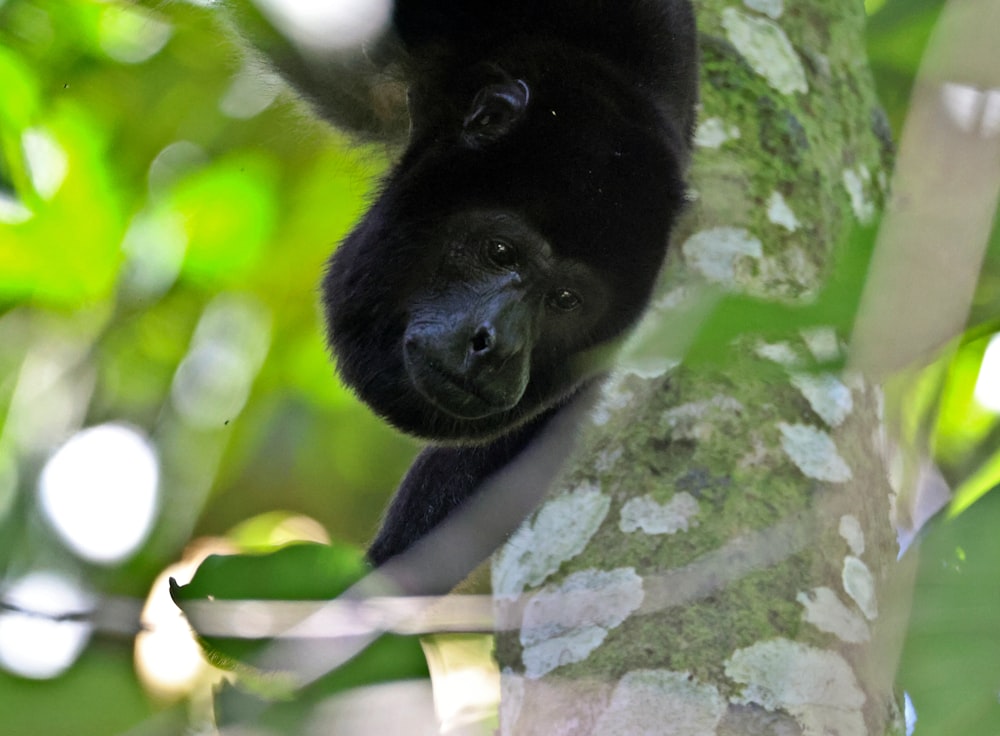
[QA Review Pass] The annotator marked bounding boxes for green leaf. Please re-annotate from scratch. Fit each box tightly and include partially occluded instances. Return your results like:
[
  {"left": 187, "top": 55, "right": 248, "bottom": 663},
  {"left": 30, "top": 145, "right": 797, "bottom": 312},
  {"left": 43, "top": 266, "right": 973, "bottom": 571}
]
[
  {"left": 176, "top": 542, "right": 368, "bottom": 603},
  {"left": 170, "top": 542, "right": 429, "bottom": 724},
  {"left": 900, "top": 490, "right": 1000, "bottom": 735},
  {"left": 951, "top": 447, "right": 1000, "bottom": 516},
  {"left": 640, "top": 222, "right": 877, "bottom": 369}
]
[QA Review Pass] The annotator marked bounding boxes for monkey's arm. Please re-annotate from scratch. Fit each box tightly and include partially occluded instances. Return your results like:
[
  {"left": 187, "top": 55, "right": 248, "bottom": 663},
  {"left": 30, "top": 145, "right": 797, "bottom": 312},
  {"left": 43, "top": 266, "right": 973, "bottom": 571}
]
[
  {"left": 222, "top": 0, "right": 409, "bottom": 140},
  {"left": 367, "top": 385, "right": 601, "bottom": 594},
  {"left": 367, "top": 409, "right": 553, "bottom": 566}
]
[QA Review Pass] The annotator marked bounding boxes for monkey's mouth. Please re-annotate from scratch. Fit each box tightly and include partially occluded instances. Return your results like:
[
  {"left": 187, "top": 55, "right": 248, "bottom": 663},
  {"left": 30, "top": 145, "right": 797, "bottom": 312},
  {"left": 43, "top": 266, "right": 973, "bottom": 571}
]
[{"left": 414, "top": 359, "right": 510, "bottom": 419}]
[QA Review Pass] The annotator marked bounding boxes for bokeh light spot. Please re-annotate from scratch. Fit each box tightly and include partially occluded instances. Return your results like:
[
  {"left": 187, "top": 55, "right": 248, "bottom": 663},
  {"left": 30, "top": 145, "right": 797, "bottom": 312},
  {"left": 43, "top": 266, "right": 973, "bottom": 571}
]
[
  {"left": 120, "top": 208, "right": 188, "bottom": 298},
  {"left": 171, "top": 293, "right": 271, "bottom": 428},
  {"left": 99, "top": 5, "right": 172, "bottom": 64},
  {"left": 254, "top": 0, "right": 392, "bottom": 53},
  {"left": 220, "top": 60, "right": 281, "bottom": 120},
  {"left": 23, "top": 128, "right": 68, "bottom": 200},
  {"left": 0, "top": 572, "right": 93, "bottom": 679},
  {"left": 39, "top": 423, "right": 159, "bottom": 564},
  {"left": 973, "top": 334, "right": 1000, "bottom": 412},
  {"left": 147, "top": 140, "right": 208, "bottom": 198},
  {"left": 135, "top": 540, "right": 231, "bottom": 701}
]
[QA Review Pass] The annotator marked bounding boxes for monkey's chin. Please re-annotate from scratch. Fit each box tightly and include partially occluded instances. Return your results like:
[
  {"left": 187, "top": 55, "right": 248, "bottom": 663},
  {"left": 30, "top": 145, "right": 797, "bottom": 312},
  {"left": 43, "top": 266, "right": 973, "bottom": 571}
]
[{"left": 408, "top": 361, "right": 523, "bottom": 421}]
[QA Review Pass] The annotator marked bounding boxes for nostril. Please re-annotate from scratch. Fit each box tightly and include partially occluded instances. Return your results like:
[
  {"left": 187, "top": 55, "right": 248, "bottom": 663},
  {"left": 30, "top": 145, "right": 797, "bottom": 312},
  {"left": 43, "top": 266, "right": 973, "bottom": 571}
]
[{"left": 470, "top": 325, "right": 494, "bottom": 354}]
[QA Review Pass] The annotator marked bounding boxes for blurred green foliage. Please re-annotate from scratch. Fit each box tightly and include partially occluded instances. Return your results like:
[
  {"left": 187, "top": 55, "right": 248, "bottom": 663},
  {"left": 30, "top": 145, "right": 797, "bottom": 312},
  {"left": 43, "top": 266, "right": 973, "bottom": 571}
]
[
  {"left": 0, "top": 0, "right": 417, "bottom": 553},
  {"left": 0, "top": 1, "right": 417, "bottom": 731},
  {"left": 0, "top": 0, "right": 998, "bottom": 733}
]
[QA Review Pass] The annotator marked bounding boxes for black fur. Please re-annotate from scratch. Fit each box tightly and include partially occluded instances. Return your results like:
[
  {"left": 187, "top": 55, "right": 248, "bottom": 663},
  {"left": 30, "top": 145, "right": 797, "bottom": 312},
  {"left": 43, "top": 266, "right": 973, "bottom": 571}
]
[{"left": 240, "top": 0, "right": 699, "bottom": 570}]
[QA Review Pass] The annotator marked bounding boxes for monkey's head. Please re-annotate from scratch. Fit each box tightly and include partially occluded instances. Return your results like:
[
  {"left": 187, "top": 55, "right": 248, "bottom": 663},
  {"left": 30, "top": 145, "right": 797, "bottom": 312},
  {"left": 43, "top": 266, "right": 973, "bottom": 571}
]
[{"left": 322, "top": 55, "right": 690, "bottom": 442}]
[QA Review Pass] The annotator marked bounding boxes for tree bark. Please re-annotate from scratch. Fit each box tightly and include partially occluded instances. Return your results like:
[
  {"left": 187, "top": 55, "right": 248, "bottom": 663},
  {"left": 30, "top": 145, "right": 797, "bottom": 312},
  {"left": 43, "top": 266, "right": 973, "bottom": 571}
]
[{"left": 492, "top": 2, "right": 910, "bottom": 734}]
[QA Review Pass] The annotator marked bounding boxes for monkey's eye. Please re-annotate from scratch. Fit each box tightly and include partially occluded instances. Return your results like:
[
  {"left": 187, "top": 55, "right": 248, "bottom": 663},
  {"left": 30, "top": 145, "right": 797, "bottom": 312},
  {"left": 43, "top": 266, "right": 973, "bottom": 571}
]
[
  {"left": 486, "top": 239, "right": 518, "bottom": 268},
  {"left": 548, "top": 288, "right": 582, "bottom": 311}
]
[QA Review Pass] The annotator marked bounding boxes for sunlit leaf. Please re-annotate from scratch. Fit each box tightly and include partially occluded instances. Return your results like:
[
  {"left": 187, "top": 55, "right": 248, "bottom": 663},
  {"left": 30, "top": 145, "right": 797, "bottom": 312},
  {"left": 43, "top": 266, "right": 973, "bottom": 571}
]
[
  {"left": 227, "top": 511, "right": 330, "bottom": 550},
  {"left": 935, "top": 337, "right": 998, "bottom": 468},
  {"left": 97, "top": 4, "right": 172, "bottom": 64},
  {"left": 0, "top": 47, "right": 39, "bottom": 206},
  {"left": 951, "top": 447, "right": 1000, "bottom": 515},
  {"left": 0, "top": 103, "right": 123, "bottom": 305}
]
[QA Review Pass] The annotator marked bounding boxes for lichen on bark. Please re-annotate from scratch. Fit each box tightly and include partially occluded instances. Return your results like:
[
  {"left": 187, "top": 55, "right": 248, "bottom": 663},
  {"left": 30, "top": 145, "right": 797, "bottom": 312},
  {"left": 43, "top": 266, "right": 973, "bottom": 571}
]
[{"left": 494, "top": 2, "right": 908, "bottom": 734}]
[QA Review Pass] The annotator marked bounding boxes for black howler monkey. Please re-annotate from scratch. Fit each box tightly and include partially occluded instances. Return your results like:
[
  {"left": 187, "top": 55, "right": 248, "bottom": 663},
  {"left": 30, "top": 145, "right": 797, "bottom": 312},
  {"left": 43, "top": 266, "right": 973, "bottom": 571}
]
[{"left": 233, "top": 0, "right": 699, "bottom": 572}]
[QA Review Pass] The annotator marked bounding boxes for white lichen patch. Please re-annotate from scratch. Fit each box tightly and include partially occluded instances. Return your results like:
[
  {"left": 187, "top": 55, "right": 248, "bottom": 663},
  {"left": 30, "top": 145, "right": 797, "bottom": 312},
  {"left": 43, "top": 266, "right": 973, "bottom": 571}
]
[
  {"left": 790, "top": 372, "right": 853, "bottom": 427},
  {"left": 661, "top": 395, "right": 745, "bottom": 442},
  {"left": 694, "top": 117, "right": 742, "bottom": 148},
  {"left": 750, "top": 244, "right": 819, "bottom": 297},
  {"left": 744, "top": 0, "right": 784, "bottom": 19},
  {"left": 493, "top": 483, "right": 610, "bottom": 597},
  {"left": 842, "top": 166, "right": 876, "bottom": 224},
  {"left": 797, "top": 586, "right": 871, "bottom": 643},
  {"left": 620, "top": 492, "right": 701, "bottom": 535},
  {"left": 756, "top": 340, "right": 801, "bottom": 366},
  {"left": 762, "top": 245, "right": 820, "bottom": 294},
  {"left": 778, "top": 422, "right": 853, "bottom": 483},
  {"left": 725, "top": 639, "right": 867, "bottom": 736},
  {"left": 767, "top": 190, "right": 799, "bottom": 231},
  {"left": 591, "top": 376, "right": 635, "bottom": 426},
  {"left": 593, "top": 670, "right": 726, "bottom": 735},
  {"left": 721, "top": 8, "right": 808, "bottom": 96},
  {"left": 755, "top": 245, "right": 820, "bottom": 297},
  {"left": 839, "top": 515, "right": 865, "bottom": 556},
  {"left": 842, "top": 555, "right": 878, "bottom": 620},
  {"left": 622, "top": 357, "right": 680, "bottom": 380},
  {"left": 653, "top": 285, "right": 691, "bottom": 312},
  {"left": 595, "top": 446, "right": 623, "bottom": 473},
  {"left": 801, "top": 326, "right": 841, "bottom": 363},
  {"left": 845, "top": 371, "right": 867, "bottom": 394},
  {"left": 681, "top": 227, "right": 763, "bottom": 288},
  {"left": 874, "top": 385, "right": 886, "bottom": 423},
  {"left": 520, "top": 568, "right": 644, "bottom": 679},
  {"left": 877, "top": 168, "right": 889, "bottom": 194},
  {"left": 887, "top": 446, "right": 906, "bottom": 496}
]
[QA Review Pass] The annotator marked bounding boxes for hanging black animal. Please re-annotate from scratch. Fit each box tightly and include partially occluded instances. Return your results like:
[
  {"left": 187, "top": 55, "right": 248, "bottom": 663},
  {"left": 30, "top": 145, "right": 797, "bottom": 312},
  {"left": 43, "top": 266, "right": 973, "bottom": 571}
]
[{"left": 230, "top": 0, "right": 699, "bottom": 572}]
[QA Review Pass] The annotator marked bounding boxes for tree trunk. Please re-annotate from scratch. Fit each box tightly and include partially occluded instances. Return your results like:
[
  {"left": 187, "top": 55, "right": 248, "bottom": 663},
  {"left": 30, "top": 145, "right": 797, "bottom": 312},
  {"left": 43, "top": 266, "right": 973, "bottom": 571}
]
[{"left": 492, "top": 1, "right": 910, "bottom": 734}]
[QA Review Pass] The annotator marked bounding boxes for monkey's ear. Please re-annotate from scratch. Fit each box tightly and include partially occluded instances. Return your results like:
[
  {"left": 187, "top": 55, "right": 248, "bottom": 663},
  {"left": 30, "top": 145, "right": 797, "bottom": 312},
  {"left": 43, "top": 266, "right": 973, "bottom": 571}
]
[{"left": 461, "top": 79, "right": 530, "bottom": 148}]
